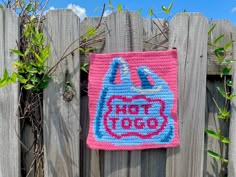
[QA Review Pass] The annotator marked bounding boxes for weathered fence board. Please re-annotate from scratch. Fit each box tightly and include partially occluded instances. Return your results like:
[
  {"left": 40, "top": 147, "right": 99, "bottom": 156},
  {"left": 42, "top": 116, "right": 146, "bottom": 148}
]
[
  {"left": 0, "top": 9, "right": 20, "bottom": 177},
  {"left": 205, "top": 79, "right": 228, "bottom": 177},
  {"left": 0, "top": 9, "right": 236, "bottom": 177},
  {"left": 208, "top": 21, "right": 234, "bottom": 75},
  {"left": 143, "top": 18, "right": 168, "bottom": 51},
  {"left": 103, "top": 11, "right": 143, "bottom": 177},
  {"left": 166, "top": 13, "right": 208, "bottom": 177},
  {"left": 43, "top": 10, "right": 80, "bottom": 177},
  {"left": 142, "top": 17, "right": 168, "bottom": 177},
  {"left": 204, "top": 21, "right": 233, "bottom": 177},
  {"left": 80, "top": 96, "right": 101, "bottom": 177},
  {"left": 80, "top": 17, "right": 105, "bottom": 177},
  {"left": 229, "top": 30, "right": 236, "bottom": 177}
]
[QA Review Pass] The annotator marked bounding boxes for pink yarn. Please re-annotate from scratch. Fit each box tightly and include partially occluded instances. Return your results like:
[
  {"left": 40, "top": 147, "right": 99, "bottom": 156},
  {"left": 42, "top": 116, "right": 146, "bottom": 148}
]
[{"left": 87, "top": 49, "right": 179, "bottom": 150}]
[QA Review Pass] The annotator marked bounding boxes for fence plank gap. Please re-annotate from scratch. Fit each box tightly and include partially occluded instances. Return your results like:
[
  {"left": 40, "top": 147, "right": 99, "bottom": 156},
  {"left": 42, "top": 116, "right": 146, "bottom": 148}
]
[
  {"left": 0, "top": 9, "right": 20, "bottom": 177},
  {"left": 166, "top": 13, "right": 208, "bottom": 177},
  {"left": 43, "top": 9, "right": 80, "bottom": 177}
]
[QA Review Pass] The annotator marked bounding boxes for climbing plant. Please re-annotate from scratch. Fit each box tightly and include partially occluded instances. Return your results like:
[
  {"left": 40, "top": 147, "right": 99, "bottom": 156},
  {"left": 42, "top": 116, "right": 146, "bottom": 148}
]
[{"left": 206, "top": 24, "right": 235, "bottom": 177}]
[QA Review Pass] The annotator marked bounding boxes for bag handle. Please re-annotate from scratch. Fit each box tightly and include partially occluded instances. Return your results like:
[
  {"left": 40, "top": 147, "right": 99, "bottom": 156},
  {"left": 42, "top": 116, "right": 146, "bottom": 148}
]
[
  {"left": 137, "top": 66, "right": 163, "bottom": 90},
  {"left": 105, "top": 57, "right": 131, "bottom": 85}
]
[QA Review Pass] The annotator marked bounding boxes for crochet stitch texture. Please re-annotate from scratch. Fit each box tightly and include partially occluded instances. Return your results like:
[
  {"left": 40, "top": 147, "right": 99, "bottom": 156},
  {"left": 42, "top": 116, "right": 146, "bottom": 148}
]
[{"left": 87, "top": 50, "right": 179, "bottom": 150}]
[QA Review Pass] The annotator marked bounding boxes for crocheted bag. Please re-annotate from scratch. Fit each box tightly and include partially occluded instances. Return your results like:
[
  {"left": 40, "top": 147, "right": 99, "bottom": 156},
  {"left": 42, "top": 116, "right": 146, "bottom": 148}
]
[{"left": 87, "top": 50, "right": 179, "bottom": 150}]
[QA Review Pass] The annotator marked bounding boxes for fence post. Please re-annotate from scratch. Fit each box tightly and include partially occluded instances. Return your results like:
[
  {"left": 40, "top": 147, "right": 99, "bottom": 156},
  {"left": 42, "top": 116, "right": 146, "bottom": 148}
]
[
  {"left": 166, "top": 13, "right": 208, "bottom": 177},
  {"left": 80, "top": 17, "right": 105, "bottom": 177},
  {"left": 0, "top": 9, "right": 20, "bottom": 177},
  {"left": 43, "top": 10, "right": 80, "bottom": 177},
  {"left": 141, "top": 18, "right": 169, "bottom": 177},
  {"left": 103, "top": 11, "right": 143, "bottom": 177},
  {"left": 205, "top": 20, "right": 233, "bottom": 177},
  {"left": 229, "top": 28, "right": 236, "bottom": 177}
]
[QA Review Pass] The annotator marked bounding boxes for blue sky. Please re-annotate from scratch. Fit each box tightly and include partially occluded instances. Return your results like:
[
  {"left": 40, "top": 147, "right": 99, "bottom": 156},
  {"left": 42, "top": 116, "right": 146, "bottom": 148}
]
[{"left": 46, "top": 0, "right": 236, "bottom": 25}]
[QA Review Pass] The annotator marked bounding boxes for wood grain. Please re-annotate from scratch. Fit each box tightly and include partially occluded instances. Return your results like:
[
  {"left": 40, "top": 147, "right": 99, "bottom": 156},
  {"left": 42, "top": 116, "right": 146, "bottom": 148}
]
[
  {"left": 80, "top": 17, "right": 106, "bottom": 65},
  {"left": 229, "top": 29, "right": 236, "bottom": 177},
  {"left": 79, "top": 18, "right": 105, "bottom": 177},
  {"left": 80, "top": 96, "right": 101, "bottom": 177},
  {"left": 43, "top": 10, "right": 80, "bottom": 177},
  {"left": 204, "top": 79, "right": 228, "bottom": 177},
  {"left": 0, "top": 9, "right": 20, "bottom": 177},
  {"left": 103, "top": 11, "right": 143, "bottom": 177},
  {"left": 143, "top": 18, "right": 168, "bottom": 51},
  {"left": 204, "top": 21, "right": 233, "bottom": 176},
  {"left": 142, "top": 17, "right": 168, "bottom": 177},
  {"left": 208, "top": 21, "right": 234, "bottom": 75},
  {"left": 166, "top": 13, "right": 208, "bottom": 177}
]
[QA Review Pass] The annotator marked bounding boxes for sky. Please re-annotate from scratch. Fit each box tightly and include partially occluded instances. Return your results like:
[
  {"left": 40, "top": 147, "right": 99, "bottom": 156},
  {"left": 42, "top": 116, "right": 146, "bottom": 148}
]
[{"left": 46, "top": 0, "right": 236, "bottom": 25}]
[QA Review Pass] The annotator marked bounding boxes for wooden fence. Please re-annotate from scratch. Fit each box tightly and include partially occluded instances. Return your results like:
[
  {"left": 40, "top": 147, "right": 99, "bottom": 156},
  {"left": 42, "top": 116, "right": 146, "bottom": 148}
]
[{"left": 0, "top": 8, "right": 236, "bottom": 177}]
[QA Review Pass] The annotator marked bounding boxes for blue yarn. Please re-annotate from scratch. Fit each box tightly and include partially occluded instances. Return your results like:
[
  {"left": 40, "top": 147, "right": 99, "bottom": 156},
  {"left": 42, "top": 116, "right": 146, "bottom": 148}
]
[{"left": 137, "top": 69, "right": 153, "bottom": 89}]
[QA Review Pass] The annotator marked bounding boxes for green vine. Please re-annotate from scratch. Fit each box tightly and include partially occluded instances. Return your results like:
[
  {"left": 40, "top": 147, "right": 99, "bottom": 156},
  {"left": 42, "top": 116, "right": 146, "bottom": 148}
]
[{"left": 206, "top": 23, "right": 235, "bottom": 177}]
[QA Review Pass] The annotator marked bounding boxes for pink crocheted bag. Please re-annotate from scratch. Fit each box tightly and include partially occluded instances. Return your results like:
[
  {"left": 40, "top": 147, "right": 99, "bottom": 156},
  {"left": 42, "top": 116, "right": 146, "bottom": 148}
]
[{"left": 87, "top": 49, "right": 179, "bottom": 150}]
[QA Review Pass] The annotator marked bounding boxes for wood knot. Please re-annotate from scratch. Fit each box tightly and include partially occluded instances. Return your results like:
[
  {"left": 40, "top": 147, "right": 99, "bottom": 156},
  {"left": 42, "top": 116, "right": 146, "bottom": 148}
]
[{"left": 63, "top": 82, "right": 75, "bottom": 102}]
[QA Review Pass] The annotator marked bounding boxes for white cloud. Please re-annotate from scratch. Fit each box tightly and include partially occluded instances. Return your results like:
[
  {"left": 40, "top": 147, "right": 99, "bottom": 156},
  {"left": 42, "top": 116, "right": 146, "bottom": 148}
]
[
  {"left": 49, "top": 6, "right": 55, "bottom": 10},
  {"left": 103, "top": 9, "right": 112, "bottom": 17},
  {"left": 46, "top": 4, "right": 87, "bottom": 20},
  {"left": 232, "top": 7, "right": 236, "bottom": 12},
  {"left": 67, "top": 4, "right": 87, "bottom": 20}
]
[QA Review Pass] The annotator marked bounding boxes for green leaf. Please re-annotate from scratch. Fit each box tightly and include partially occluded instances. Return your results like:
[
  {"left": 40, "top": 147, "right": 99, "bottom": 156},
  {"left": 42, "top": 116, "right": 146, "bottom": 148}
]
[
  {"left": 226, "top": 80, "right": 233, "bottom": 87},
  {"left": 222, "top": 158, "right": 229, "bottom": 163},
  {"left": 207, "top": 150, "right": 221, "bottom": 160},
  {"left": 38, "top": 76, "right": 51, "bottom": 90},
  {"left": 214, "top": 47, "right": 225, "bottom": 63},
  {"left": 221, "top": 67, "right": 231, "bottom": 77},
  {"left": 79, "top": 48, "right": 85, "bottom": 53},
  {"left": 149, "top": 8, "right": 153, "bottom": 16},
  {"left": 168, "top": 2, "right": 174, "bottom": 11},
  {"left": 85, "top": 48, "right": 94, "bottom": 53},
  {"left": 27, "top": 66, "right": 38, "bottom": 73},
  {"left": 183, "top": 9, "right": 187, "bottom": 12},
  {"left": 23, "top": 84, "right": 35, "bottom": 90},
  {"left": 213, "top": 34, "right": 224, "bottom": 45},
  {"left": 137, "top": 8, "right": 142, "bottom": 15},
  {"left": 117, "top": 4, "right": 122, "bottom": 12},
  {"left": 221, "top": 137, "right": 231, "bottom": 144},
  {"left": 18, "top": 75, "right": 28, "bottom": 84},
  {"left": 80, "top": 63, "right": 89, "bottom": 73},
  {"left": 11, "top": 49, "right": 24, "bottom": 57},
  {"left": 161, "top": 2, "right": 173, "bottom": 14},
  {"left": 218, "top": 107, "right": 230, "bottom": 119},
  {"left": 83, "top": 26, "right": 96, "bottom": 40},
  {"left": 208, "top": 41, "right": 216, "bottom": 47},
  {"left": 161, "top": 5, "right": 168, "bottom": 13},
  {"left": 3, "top": 68, "right": 9, "bottom": 80},
  {"left": 108, "top": 4, "right": 114, "bottom": 10},
  {"left": 33, "top": 51, "right": 43, "bottom": 63},
  {"left": 224, "top": 40, "right": 235, "bottom": 50},
  {"left": 229, "top": 94, "right": 236, "bottom": 100},
  {"left": 208, "top": 24, "right": 216, "bottom": 35},
  {"left": 221, "top": 59, "right": 235, "bottom": 65},
  {"left": 205, "top": 129, "right": 221, "bottom": 139},
  {"left": 11, "top": 72, "right": 18, "bottom": 82},
  {"left": 216, "top": 86, "right": 228, "bottom": 99},
  {"left": 25, "top": 3, "right": 33, "bottom": 11}
]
